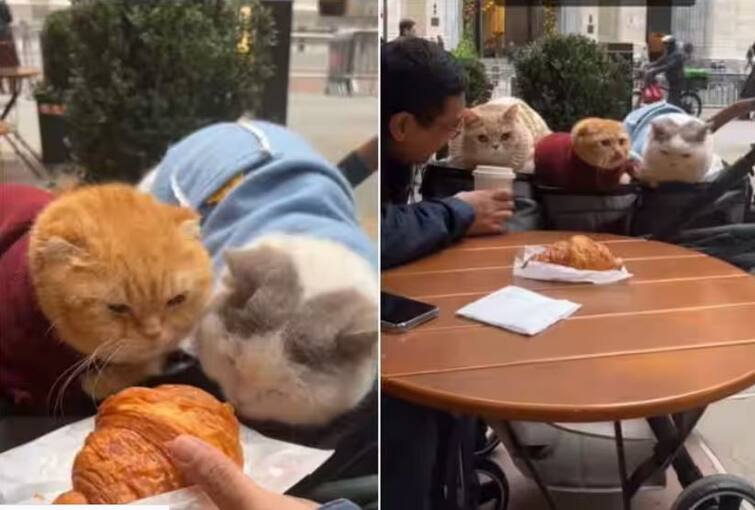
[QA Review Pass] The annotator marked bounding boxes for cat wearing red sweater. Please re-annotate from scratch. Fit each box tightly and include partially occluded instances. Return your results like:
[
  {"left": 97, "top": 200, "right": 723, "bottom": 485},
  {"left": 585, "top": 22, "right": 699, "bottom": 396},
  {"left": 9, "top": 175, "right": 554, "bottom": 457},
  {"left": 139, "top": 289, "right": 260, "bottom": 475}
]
[
  {"left": 0, "top": 184, "right": 211, "bottom": 414},
  {"left": 534, "top": 118, "right": 636, "bottom": 193}
]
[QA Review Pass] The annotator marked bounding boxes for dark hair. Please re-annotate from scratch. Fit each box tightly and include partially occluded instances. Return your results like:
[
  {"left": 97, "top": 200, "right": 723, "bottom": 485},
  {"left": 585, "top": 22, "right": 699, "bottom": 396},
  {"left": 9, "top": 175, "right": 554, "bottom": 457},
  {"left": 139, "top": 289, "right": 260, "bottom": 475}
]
[
  {"left": 381, "top": 37, "right": 465, "bottom": 134},
  {"left": 398, "top": 18, "right": 415, "bottom": 36}
]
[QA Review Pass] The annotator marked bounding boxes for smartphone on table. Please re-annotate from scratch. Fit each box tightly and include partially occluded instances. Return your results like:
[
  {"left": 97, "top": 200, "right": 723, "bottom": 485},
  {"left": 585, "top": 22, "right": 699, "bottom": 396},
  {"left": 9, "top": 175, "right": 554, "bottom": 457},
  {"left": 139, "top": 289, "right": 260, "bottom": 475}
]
[{"left": 381, "top": 291, "right": 439, "bottom": 333}]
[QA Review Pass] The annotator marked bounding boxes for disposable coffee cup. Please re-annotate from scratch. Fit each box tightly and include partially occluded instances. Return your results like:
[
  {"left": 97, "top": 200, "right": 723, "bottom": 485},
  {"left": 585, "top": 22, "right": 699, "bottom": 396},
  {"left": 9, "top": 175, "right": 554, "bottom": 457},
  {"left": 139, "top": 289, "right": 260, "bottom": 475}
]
[{"left": 473, "top": 165, "right": 516, "bottom": 192}]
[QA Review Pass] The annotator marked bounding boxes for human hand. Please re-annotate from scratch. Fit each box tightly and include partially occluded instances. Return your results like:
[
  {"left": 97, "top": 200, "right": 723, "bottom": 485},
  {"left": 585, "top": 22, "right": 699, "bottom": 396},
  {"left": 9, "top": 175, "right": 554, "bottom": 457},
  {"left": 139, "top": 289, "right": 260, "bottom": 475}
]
[
  {"left": 166, "top": 435, "right": 318, "bottom": 510},
  {"left": 454, "top": 189, "right": 515, "bottom": 236}
]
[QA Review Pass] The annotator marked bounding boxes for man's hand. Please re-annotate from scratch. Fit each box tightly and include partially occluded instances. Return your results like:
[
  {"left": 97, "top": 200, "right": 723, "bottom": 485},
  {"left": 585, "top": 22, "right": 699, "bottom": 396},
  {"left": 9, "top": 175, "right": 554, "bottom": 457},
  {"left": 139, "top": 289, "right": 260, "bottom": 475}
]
[
  {"left": 454, "top": 189, "right": 515, "bottom": 236},
  {"left": 167, "top": 435, "right": 318, "bottom": 510}
]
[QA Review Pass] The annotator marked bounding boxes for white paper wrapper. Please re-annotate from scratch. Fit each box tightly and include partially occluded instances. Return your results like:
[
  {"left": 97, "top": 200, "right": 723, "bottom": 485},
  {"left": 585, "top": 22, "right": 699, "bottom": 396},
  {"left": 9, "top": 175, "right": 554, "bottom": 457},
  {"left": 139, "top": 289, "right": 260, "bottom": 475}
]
[
  {"left": 0, "top": 417, "right": 333, "bottom": 506},
  {"left": 514, "top": 245, "right": 633, "bottom": 285}
]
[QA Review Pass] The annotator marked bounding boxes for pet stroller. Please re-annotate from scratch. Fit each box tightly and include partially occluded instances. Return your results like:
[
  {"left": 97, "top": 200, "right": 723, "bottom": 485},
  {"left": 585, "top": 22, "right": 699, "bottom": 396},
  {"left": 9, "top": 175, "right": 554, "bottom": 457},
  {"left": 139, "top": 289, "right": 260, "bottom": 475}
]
[{"left": 418, "top": 98, "right": 755, "bottom": 509}]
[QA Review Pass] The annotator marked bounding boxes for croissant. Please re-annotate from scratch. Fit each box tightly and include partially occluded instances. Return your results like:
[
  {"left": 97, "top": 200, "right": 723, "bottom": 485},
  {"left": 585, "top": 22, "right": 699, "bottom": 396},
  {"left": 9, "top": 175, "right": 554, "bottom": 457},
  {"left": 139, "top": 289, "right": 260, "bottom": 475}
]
[
  {"left": 533, "top": 235, "right": 623, "bottom": 271},
  {"left": 53, "top": 385, "right": 243, "bottom": 505}
]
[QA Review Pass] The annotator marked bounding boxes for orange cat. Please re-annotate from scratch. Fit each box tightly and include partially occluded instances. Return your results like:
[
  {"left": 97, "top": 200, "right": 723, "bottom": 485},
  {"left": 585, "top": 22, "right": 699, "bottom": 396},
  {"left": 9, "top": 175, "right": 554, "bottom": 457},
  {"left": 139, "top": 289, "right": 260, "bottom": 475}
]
[
  {"left": 1, "top": 183, "right": 213, "bottom": 413},
  {"left": 448, "top": 97, "right": 551, "bottom": 173},
  {"left": 571, "top": 118, "right": 631, "bottom": 170},
  {"left": 535, "top": 118, "right": 634, "bottom": 192}
]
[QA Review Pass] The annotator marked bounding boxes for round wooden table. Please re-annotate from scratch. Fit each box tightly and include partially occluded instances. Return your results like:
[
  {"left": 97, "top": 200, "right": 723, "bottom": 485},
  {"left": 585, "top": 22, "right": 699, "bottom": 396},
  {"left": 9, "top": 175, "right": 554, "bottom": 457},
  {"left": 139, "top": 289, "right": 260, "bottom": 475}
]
[{"left": 381, "top": 231, "right": 755, "bottom": 422}]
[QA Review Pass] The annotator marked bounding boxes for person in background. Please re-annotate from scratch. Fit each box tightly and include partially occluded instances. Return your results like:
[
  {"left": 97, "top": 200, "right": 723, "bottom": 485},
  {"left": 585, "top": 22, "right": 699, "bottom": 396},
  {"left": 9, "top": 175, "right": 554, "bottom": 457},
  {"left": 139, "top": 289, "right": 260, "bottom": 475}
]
[
  {"left": 740, "top": 41, "right": 755, "bottom": 120},
  {"left": 0, "top": 0, "right": 18, "bottom": 93},
  {"left": 646, "top": 35, "right": 684, "bottom": 108},
  {"left": 381, "top": 37, "right": 514, "bottom": 510},
  {"left": 381, "top": 37, "right": 514, "bottom": 270},
  {"left": 398, "top": 18, "right": 417, "bottom": 38}
]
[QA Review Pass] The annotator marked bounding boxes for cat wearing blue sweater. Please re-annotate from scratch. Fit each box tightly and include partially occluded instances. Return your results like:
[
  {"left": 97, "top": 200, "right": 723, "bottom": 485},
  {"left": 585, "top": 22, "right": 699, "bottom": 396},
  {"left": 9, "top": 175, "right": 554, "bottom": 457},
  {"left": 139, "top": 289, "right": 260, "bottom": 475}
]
[{"left": 140, "top": 119, "right": 378, "bottom": 426}]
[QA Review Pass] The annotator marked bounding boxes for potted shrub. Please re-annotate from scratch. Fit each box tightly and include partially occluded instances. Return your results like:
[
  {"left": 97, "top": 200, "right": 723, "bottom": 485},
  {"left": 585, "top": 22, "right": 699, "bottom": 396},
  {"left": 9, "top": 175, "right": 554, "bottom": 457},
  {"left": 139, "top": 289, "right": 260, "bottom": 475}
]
[
  {"left": 34, "top": 8, "right": 73, "bottom": 164},
  {"left": 511, "top": 33, "right": 632, "bottom": 132},
  {"left": 452, "top": 32, "right": 493, "bottom": 107},
  {"left": 63, "top": 0, "right": 275, "bottom": 183}
]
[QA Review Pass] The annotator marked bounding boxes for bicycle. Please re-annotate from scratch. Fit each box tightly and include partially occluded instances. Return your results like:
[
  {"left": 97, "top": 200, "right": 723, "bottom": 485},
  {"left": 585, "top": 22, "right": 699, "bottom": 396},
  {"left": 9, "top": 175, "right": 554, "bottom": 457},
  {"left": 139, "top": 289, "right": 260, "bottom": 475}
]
[{"left": 632, "top": 67, "right": 706, "bottom": 117}]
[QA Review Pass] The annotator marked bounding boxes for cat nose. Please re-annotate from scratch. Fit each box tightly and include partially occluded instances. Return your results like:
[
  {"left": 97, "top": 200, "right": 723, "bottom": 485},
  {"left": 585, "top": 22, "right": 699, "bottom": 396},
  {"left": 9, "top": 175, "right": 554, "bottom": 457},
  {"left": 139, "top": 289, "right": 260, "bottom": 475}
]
[
  {"left": 492, "top": 144, "right": 500, "bottom": 150},
  {"left": 142, "top": 316, "right": 162, "bottom": 339}
]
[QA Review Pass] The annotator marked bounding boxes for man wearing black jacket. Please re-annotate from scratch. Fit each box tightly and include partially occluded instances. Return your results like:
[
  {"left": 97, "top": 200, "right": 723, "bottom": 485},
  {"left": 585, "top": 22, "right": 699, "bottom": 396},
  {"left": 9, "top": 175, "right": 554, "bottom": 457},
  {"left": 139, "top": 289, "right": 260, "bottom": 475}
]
[
  {"left": 381, "top": 37, "right": 513, "bottom": 269},
  {"left": 381, "top": 37, "right": 514, "bottom": 510},
  {"left": 646, "top": 35, "right": 685, "bottom": 108}
]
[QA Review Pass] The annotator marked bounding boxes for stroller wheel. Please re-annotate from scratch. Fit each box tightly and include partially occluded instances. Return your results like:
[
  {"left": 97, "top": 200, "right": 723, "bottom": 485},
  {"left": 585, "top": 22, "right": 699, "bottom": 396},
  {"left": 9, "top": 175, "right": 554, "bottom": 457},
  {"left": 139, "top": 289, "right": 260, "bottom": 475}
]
[
  {"left": 474, "top": 457, "right": 510, "bottom": 510},
  {"left": 671, "top": 474, "right": 755, "bottom": 510}
]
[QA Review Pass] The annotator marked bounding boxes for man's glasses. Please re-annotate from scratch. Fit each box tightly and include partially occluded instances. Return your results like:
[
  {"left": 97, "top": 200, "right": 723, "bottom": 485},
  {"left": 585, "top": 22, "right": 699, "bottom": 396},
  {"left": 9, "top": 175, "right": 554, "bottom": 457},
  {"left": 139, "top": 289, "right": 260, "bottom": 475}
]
[{"left": 437, "top": 117, "right": 464, "bottom": 139}]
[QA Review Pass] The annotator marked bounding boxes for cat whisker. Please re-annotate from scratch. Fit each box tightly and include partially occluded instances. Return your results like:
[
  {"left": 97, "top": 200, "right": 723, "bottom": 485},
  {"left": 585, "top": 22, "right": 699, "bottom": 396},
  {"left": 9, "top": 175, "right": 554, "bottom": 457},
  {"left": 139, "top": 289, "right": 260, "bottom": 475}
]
[
  {"left": 89, "top": 341, "right": 127, "bottom": 395},
  {"left": 47, "top": 355, "right": 90, "bottom": 414},
  {"left": 51, "top": 340, "right": 111, "bottom": 417}
]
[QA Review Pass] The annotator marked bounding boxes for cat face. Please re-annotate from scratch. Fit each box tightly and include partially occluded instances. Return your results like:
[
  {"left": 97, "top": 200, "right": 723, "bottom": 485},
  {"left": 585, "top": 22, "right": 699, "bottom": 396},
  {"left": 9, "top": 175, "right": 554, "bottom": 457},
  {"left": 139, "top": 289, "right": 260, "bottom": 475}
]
[
  {"left": 642, "top": 115, "right": 713, "bottom": 183},
  {"left": 29, "top": 184, "right": 213, "bottom": 365},
  {"left": 197, "top": 234, "right": 378, "bottom": 426},
  {"left": 457, "top": 103, "right": 534, "bottom": 170},
  {"left": 571, "top": 118, "right": 630, "bottom": 170}
]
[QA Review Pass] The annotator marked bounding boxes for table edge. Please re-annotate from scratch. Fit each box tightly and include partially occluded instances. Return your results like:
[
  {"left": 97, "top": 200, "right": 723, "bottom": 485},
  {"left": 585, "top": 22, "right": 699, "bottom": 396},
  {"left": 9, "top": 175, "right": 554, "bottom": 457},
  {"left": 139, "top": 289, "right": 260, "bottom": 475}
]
[{"left": 382, "top": 367, "right": 755, "bottom": 423}]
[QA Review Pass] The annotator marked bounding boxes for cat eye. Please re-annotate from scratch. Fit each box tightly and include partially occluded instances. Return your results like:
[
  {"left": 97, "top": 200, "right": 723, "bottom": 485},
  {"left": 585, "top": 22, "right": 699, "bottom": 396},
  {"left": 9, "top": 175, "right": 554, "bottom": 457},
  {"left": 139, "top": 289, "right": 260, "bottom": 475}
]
[
  {"left": 500, "top": 133, "right": 511, "bottom": 141},
  {"left": 683, "top": 153, "right": 692, "bottom": 158},
  {"left": 601, "top": 140, "right": 611, "bottom": 147},
  {"left": 477, "top": 135, "right": 489, "bottom": 143},
  {"left": 167, "top": 293, "right": 187, "bottom": 307},
  {"left": 661, "top": 149, "right": 671, "bottom": 155},
  {"left": 107, "top": 303, "right": 131, "bottom": 315}
]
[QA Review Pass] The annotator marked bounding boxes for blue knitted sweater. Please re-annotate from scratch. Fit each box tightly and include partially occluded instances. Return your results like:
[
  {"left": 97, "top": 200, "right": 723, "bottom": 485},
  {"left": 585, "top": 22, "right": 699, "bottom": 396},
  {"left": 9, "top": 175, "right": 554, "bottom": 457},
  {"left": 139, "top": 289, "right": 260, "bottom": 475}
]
[{"left": 145, "top": 120, "right": 377, "bottom": 273}]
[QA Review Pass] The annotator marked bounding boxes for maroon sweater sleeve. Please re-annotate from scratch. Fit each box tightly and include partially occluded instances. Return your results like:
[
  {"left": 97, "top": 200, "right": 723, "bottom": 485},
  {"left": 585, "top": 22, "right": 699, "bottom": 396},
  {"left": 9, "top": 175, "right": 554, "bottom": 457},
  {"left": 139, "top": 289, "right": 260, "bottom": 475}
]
[
  {"left": 0, "top": 184, "right": 88, "bottom": 414},
  {"left": 534, "top": 133, "right": 626, "bottom": 193}
]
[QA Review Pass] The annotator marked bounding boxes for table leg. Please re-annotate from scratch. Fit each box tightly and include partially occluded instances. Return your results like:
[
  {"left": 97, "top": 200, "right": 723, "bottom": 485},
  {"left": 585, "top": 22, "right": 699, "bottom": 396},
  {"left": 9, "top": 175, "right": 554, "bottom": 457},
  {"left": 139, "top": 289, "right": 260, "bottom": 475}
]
[
  {"left": 3, "top": 130, "right": 47, "bottom": 178},
  {"left": 500, "top": 422, "right": 559, "bottom": 510},
  {"left": 614, "top": 421, "right": 632, "bottom": 510},
  {"left": 441, "top": 417, "right": 478, "bottom": 510},
  {"left": 1, "top": 90, "right": 19, "bottom": 120},
  {"left": 648, "top": 414, "right": 703, "bottom": 487},
  {"left": 621, "top": 407, "right": 706, "bottom": 502}
]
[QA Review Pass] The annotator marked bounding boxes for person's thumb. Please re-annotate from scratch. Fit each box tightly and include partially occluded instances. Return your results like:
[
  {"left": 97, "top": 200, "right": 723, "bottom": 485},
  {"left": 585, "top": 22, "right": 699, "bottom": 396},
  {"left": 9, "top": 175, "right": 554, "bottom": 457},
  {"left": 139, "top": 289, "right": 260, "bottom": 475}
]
[{"left": 167, "top": 435, "right": 256, "bottom": 510}]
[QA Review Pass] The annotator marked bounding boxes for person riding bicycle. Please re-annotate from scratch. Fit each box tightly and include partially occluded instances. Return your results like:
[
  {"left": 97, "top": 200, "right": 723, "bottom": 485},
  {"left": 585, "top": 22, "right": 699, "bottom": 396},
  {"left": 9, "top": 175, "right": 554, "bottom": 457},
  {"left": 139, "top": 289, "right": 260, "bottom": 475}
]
[
  {"left": 646, "top": 35, "right": 685, "bottom": 108},
  {"left": 740, "top": 40, "right": 755, "bottom": 120}
]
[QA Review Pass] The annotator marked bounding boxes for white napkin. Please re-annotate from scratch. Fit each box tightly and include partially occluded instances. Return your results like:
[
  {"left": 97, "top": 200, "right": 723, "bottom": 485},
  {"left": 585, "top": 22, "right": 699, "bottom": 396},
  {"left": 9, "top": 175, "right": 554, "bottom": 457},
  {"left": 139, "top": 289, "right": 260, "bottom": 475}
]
[
  {"left": 514, "top": 246, "right": 633, "bottom": 285},
  {"left": 456, "top": 286, "right": 581, "bottom": 336}
]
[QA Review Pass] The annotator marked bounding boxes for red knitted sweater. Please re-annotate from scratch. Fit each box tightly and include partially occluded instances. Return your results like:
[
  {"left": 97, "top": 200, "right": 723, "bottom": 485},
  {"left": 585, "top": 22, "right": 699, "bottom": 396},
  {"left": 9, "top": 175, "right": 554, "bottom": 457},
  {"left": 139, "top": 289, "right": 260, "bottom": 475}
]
[
  {"left": 0, "top": 184, "right": 90, "bottom": 414},
  {"left": 534, "top": 132, "right": 630, "bottom": 193}
]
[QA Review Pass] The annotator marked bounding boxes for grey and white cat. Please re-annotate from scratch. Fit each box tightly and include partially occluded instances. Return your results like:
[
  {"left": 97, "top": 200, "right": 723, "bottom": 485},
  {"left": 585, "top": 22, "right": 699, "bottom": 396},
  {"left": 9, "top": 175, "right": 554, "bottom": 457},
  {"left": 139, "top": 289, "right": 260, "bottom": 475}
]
[
  {"left": 196, "top": 234, "right": 378, "bottom": 426},
  {"left": 639, "top": 114, "right": 720, "bottom": 186},
  {"left": 448, "top": 97, "right": 551, "bottom": 173}
]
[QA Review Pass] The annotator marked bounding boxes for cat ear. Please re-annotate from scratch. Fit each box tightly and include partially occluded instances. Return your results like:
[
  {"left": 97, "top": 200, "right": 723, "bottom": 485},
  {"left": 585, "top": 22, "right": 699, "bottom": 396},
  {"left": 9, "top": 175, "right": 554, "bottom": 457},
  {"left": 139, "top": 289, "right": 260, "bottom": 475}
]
[
  {"left": 683, "top": 120, "right": 709, "bottom": 142},
  {"left": 37, "top": 236, "right": 90, "bottom": 267},
  {"left": 650, "top": 119, "right": 671, "bottom": 141},
  {"left": 336, "top": 329, "right": 378, "bottom": 359},
  {"left": 171, "top": 207, "right": 201, "bottom": 240},
  {"left": 502, "top": 104, "right": 519, "bottom": 122},
  {"left": 501, "top": 104, "right": 520, "bottom": 123},
  {"left": 573, "top": 120, "right": 596, "bottom": 138},
  {"left": 179, "top": 218, "right": 201, "bottom": 240},
  {"left": 223, "top": 248, "right": 253, "bottom": 284},
  {"left": 462, "top": 109, "right": 479, "bottom": 125}
]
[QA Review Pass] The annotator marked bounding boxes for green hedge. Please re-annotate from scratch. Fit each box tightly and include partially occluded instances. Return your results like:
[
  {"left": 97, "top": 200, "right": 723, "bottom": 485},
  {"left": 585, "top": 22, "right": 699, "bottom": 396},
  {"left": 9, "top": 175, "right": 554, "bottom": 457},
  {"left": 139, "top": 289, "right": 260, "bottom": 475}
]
[
  {"left": 511, "top": 33, "right": 632, "bottom": 132},
  {"left": 42, "top": 0, "right": 275, "bottom": 183}
]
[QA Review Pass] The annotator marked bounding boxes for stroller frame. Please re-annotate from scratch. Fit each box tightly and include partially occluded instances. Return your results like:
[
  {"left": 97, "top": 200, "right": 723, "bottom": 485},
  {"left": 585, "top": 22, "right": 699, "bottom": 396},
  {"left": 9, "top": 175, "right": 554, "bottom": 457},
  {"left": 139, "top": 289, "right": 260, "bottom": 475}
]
[{"left": 498, "top": 407, "right": 706, "bottom": 510}]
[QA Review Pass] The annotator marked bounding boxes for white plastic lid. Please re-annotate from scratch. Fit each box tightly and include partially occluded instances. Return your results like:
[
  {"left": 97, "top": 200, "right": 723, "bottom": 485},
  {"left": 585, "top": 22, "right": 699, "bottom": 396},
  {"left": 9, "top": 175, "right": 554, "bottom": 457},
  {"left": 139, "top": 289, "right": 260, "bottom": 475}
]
[{"left": 473, "top": 165, "right": 516, "bottom": 178}]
